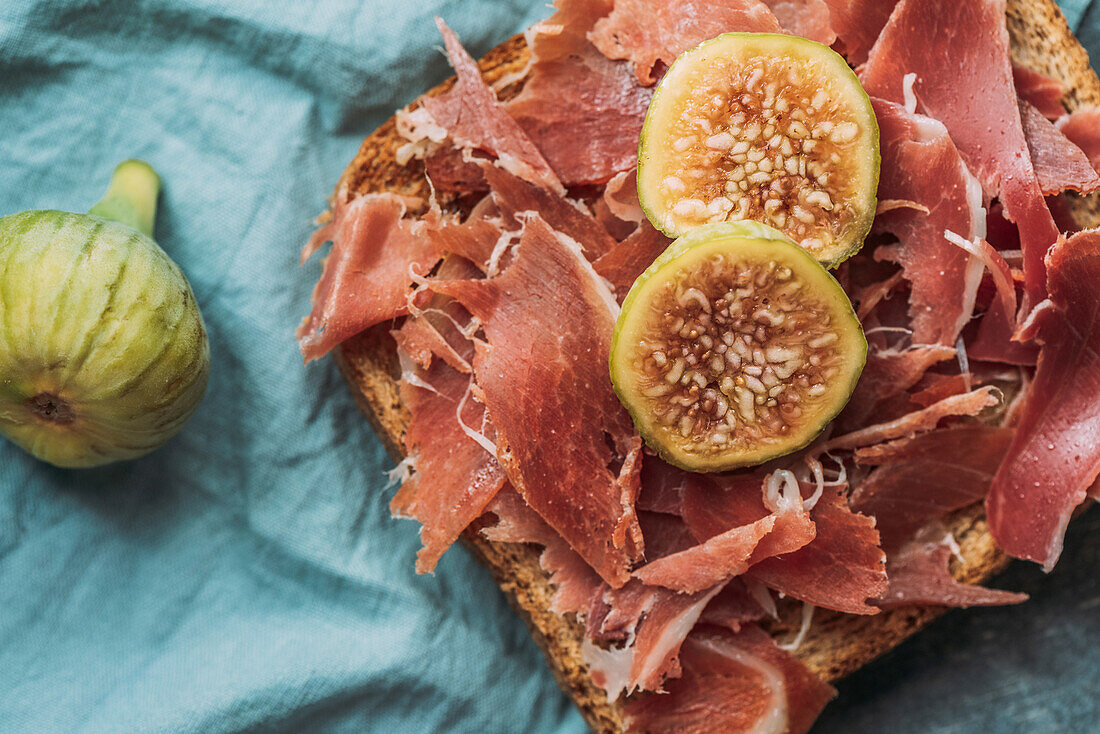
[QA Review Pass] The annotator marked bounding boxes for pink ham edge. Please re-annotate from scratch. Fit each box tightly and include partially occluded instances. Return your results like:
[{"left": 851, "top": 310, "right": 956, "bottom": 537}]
[
  {"left": 419, "top": 18, "right": 564, "bottom": 194},
  {"left": 851, "top": 425, "right": 1015, "bottom": 551},
  {"left": 1013, "top": 63, "right": 1066, "bottom": 120},
  {"left": 588, "top": 0, "right": 783, "bottom": 86},
  {"left": 877, "top": 540, "right": 1028, "bottom": 609},
  {"left": 825, "top": 386, "right": 1000, "bottom": 452},
  {"left": 505, "top": 0, "right": 654, "bottom": 185},
  {"left": 1018, "top": 99, "right": 1100, "bottom": 196},
  {"left": 622, "top": 624, "right": 835, "bottom": 734},
  {"left": 1057, "top": 106, "right": 1100, "bottom": 174},
  {"left": 820, "top": 0, "right": 897, "bottom": 65},
  {"left": 869, "top": 97, "right": 985, "bottom": 347},
  {"left": 430, "top": 215, "right": 642, "bottom": 586},
  {"left": 987, "top": 229, "right": 1100, "bottom": 569},
  {"left": 632, "top": 514, "right": 776, "bottom": 593},
  {"left": 747, "top": 488, "right": 888, "bottom": 616},
  {"left": 585, "top": 581, "right": 726, "bottom": 698},
  {"left": 862, "top": 0, "right": 1058, "bottom": 307},
  {"left": 764, "top": 0, "right": 837, "bottom": 45},
  {"left": 393, "top": 357, "right": 507, "bottom": 574},
  {"left": 297, "top": 194, "right": 440, "bottom": 362},
  {"left": 482, "top": 486, "right": 605, "bottom": 615}
]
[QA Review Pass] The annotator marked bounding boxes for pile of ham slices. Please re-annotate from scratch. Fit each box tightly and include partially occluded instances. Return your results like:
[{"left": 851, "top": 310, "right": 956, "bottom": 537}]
[{"left": 299, "top": 0, "right": 1100, "bottom": 730}]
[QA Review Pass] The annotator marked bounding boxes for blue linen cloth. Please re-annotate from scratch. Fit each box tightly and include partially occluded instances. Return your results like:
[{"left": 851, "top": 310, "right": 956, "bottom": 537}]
[{"left": 0, "top": 2, "right": 1096, "bottom": 733}]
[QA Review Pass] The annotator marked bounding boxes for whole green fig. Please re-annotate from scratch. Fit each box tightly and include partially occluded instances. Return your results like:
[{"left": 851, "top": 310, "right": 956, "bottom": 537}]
[{"left": 0, "top": 160, "right": 209, "bottom": 467}]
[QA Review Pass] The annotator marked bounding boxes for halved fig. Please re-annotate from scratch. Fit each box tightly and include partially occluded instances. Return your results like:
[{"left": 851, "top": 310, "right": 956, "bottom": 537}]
[
  {"left": 610, "top": 221, "right": 866, "bottom": 472},
  {"left": 637, "top": 33, "right": 880, "bottom": 266}
]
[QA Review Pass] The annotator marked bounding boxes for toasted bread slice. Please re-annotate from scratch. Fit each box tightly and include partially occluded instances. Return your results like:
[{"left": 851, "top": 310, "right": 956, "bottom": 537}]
[{"left": 326, "top": 2, "right": 1100, "bottom": 731}]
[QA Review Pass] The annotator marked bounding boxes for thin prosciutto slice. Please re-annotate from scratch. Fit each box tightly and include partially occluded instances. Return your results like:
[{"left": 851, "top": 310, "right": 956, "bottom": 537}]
[
  {"left": 633, "top": 514, "right": 775, "bottom": 594},
  {"left": 764, "top": 0, "right": 836, "bottom": 45},
  {"left": 1013, "top": 63, "right": 1066, "bottom": 120},
  {"left": 1018, "top": 99, "right": 1100, "bottom": 196},
  {"left": 505, "top": 0, "right": 654, "bottom": 185},
  {"left": 851, "top": 425, "right": 1014, "bottom": 551},
  {"left": 416, "top": 19, "right": 562, "bottom": 193},
  {"left": 877, "top": 539, "right": 1027, "bottom": 609},
  {"left": 431, "top": 215, "right": 642, "bottom": 586},
  {"left": 820, "top": 0, "right": 897, "bottom": 65},
  {"left": 862, "top": 0, "right": 1058, "bottom": 304},
  {"left": 1057, "top": 107, "right": 1100, "bottom": 174},
  {"left": 588, "top": 0, "right": 782, "bottom": 85},
  {"left": 482, "top": 486, "right": 604, "bottom": 615},
  {"left": 680, "top": 473, "right": 817, "bottom": 570},
  {"left": 747, "top": 488, "right": 887, "bottom": 615},
  {"left": 593, "top": 221, "right": 673, "bottom": 302},
  {"left": 679, "top": 473, "right": 888, "bottom": 616},
  {"left": 298, "top": 194, "right": 439, "bottom": 362},
  {"left": 585, "top": 581, "right": 725, "bottom": 696},
  {"left": 987, "top": 229, "right": 1100, "bottom": 569},
  {"left": 870, "top": 97, "right": 985, "bottom": 346},
  {"left": 393, "top": 358, "right": 506, "bottom": 573},
  {"left": 839, "top": 344, "right": 956, "bottom": 428},
  {"left": 479, "top": 162, "right": 618, "bottom": 259},
  {"left": 825, "top": 386, "right": 1000, "bottom": 452},
  {"left": 623, "top": 624, "right": 835, "bottom": 734}
]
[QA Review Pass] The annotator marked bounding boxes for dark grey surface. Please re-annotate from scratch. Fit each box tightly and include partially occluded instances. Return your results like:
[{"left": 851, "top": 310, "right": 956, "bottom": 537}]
[{"left": 816, "top": 504, "right": 1100, "bottom": 733}]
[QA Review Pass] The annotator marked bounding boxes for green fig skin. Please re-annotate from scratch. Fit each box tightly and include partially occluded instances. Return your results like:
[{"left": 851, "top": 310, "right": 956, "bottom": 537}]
[{"left": 0, "top": 181, "right": 209, "bottom": 467}]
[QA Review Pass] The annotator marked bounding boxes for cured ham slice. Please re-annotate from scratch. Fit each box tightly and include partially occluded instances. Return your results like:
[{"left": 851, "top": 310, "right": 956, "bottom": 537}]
[
  {"left": 1013, "top": 64, "right": 1066, "bottom": 119},
  {"left": 869, "top": 98, "right": 984, "bottom": 347},
  {"left": 680, "top": 473, "right": 817, "bottom": 568},
  {"left": 1019, "top": 99, "right": 1100, "bottom": 196},
  {"left": 839, "top": 344, "right": 956, "bottom": 428},
  {"left": 877, "top": 539, "right": 1027, "bottom": 609},
  {"left": 479, "top": 162, "right": 617, "bottom": 259},
  {"left": 681, "top": 473, "right": 885, "bottom": 615},
  {"left": 699, "top": 580, "right": 769, "bottom": 632},
  {"left": 622, "top": 624, "right": 835, "bottom": 734},
  {"left": 593, "top": 222, "right": 673, "bottom": 302},
  {"left": 415, "top": 19, "right": 562, "bottom": 193},
  {"left": 585, "top": 581, "right": 725, "bottom": 696},
  {"left": 747, "top": 488, "right": 888, "bottom": 615},
  {"left": 506, "top": 0, "right": 653, "bottom": 185},
  {"left": 393, "top": 358, "right": 506, "bottom": 573},
  {"left": 431, "top": 215, "right": 642, "bottom": 586},
  {"left": 764, "top": 0, "right": 836, "bottom": 45},
  {"left": 820, "top": 0, "right": 897, "bottom": 65},
  {"left": 633, "top": 514, "right": 775, "bottom": 594},
  {"left": 298, "top": 194, "right": 438, "bottom": 362},
  {"left": 392, "top": 256, "right": 482, "bottom": 374},
  {"left": 1057, "top": 107, "right": 1100, "bottom": 173},
  {"left": 636, "top": 455, "right": 691, "bottom": 514},
  {"left": 482, "top": 487, "right": 605, "bottom": 615},
  {"left": 851, "top": 425, "right": 1014, "bottom": 551},
  {"left": 594, "top": 169, "right": 646, "bottom": 241},
  {"left": 987, "top": 229, "right": 1100, "bottom": 569},
  {"left": 862, "top": 0, "right": 1057, "bottom": 304},
  {"left": 588, "top": 0, "right": 782, "bottom": 85},
  {"left": 825, "top": 386, "right": 1000, "bottom": 451}
]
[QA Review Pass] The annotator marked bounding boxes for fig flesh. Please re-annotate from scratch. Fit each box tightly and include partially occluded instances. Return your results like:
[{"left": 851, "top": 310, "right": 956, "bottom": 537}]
[
  {"left": 637, "top": 33, "right": 880, "bottom": 266},
  {"left": 0, "top": 160, "right": 209, "bottom": 468},
  {"left": 610, "top": 221, "right": 866, "bottom": 472}
]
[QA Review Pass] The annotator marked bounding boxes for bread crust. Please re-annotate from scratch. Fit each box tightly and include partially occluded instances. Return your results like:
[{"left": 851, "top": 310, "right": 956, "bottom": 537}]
[{"left": 327, "top": 3, "right": 1100, "bottom": 731}]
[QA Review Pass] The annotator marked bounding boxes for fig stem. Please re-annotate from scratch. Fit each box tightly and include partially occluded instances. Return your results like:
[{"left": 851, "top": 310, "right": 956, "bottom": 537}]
[{"left": 88, "top": 159, "right": 161, "bottom": 239}]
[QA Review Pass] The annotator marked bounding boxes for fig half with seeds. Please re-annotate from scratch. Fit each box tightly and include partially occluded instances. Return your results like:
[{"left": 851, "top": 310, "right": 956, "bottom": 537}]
[
  {"left": 0, "top": 160, "right": 208, "bottom": 468},
  {"left": 637, "top": 32, "right": 880, "bottom": 266},
  {"left": 610, "top": 221, "right": 866, "bottom": 472}
]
